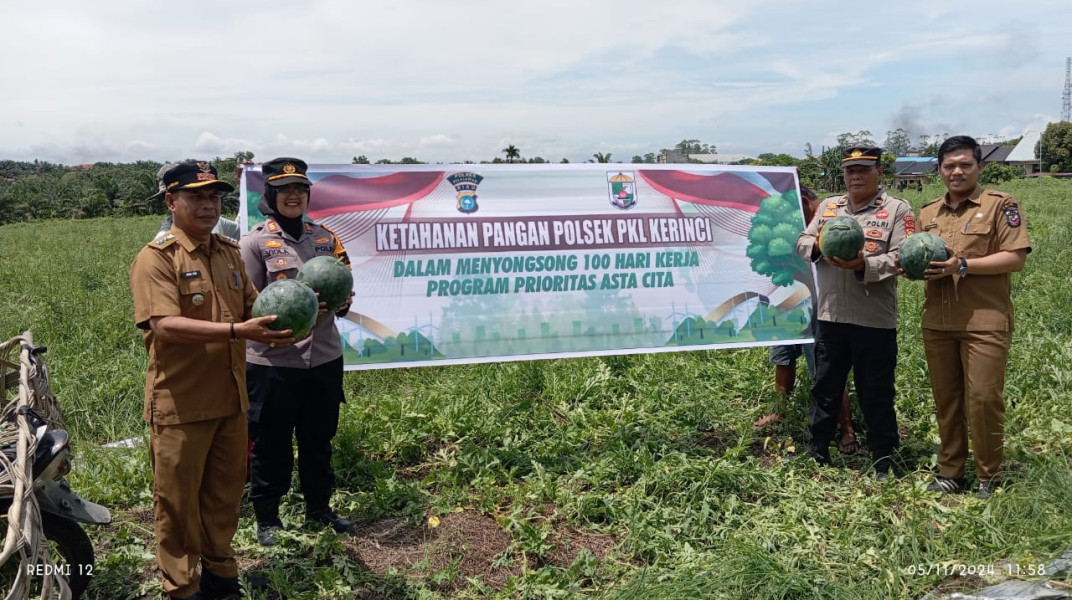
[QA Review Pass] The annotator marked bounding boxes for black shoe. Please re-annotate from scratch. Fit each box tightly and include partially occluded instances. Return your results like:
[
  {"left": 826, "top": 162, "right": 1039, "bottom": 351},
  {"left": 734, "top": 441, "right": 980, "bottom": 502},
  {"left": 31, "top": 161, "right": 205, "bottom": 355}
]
[
  {"left": 874, "top": 458, "right": 895, "bottom": 481},
  {"left": 243, "top": 573, "right": 272, "bottom": 594},
  {"left": 199, "top": 569, "right": 242, "bottom": 600},
  {"left": 976, "top": 480, "right": 1001, "bottom": 499},
  {"left": 307, "top": 509, "right": 357, "bottom": 533},
  {"left": 256, "top": 522, "right": 283, "bottom": 546},
  {"left": 926, "top": 476, "right": 967, "bottom": 493},
  {"left": 807, "top": 445, "right": 832, "bottom": 466}
]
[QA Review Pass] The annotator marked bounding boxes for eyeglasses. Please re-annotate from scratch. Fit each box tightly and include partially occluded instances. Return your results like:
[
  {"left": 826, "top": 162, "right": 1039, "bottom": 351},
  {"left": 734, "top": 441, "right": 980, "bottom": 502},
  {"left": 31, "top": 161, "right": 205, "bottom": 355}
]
[{"left": 277, "top": 184, "right": 309, "bottom": 196}]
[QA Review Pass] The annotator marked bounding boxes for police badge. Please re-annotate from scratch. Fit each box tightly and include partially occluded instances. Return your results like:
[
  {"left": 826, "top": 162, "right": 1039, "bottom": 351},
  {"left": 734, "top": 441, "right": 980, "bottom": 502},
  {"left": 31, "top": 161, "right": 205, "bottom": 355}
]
[{"left": 447, "top": 172, "right": 484, "bottom": 214}]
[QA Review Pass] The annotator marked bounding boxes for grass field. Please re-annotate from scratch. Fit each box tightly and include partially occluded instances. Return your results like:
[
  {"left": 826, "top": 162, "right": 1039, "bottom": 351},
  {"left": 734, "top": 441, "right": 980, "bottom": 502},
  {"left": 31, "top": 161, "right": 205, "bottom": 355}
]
[{"left": 1, "top": 179, "right": 1070, "bottom": 599}]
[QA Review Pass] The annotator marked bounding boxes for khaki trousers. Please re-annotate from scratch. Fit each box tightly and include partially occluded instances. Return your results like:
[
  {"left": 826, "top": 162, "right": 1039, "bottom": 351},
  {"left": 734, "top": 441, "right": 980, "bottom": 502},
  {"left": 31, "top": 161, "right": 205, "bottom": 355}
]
[
  {"left": 922, "top": 328, "right": 1011, "bottom": 482},
  {"left": 151, "top": 412, "right": 247, "bottom": 598}
]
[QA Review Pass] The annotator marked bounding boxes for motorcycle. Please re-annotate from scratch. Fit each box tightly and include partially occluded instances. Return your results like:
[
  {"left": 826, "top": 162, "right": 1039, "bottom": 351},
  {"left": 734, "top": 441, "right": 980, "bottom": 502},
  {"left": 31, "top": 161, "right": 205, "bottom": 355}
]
[{"left": 0, "top": 332, "right": 111, "bottom": 600}]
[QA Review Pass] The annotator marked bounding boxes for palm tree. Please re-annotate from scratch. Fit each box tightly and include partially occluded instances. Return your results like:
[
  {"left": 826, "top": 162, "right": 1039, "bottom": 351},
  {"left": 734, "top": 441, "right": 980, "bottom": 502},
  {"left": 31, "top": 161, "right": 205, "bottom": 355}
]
[
  {"left": 502, "top": 145, "right": 520, "bottom": 163},
  {"left": 592, "top": 152, "right": 612, "bottom": 163}
]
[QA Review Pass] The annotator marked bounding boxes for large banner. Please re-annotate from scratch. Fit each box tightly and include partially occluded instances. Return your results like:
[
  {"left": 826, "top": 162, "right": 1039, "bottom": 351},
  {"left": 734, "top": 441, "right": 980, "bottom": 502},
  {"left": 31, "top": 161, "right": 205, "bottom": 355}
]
[{"left": 240, "top": 164, "right": 816, "bottom": 370}]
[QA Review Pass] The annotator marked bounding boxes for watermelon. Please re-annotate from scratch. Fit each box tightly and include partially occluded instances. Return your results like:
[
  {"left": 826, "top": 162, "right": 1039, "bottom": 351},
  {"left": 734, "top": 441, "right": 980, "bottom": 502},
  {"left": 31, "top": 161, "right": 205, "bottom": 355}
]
[
  {"left": 899, "top": 232, "right": 948, "bottom": 280},
  {"left": 252, "top": 279, "right": 319, "bottom": 339},
  {"left": 818, "top": 216, "right": 864, "bottom": 261},
  {"left": 296, "top": 256, "right": 353, "bottom": 310}
]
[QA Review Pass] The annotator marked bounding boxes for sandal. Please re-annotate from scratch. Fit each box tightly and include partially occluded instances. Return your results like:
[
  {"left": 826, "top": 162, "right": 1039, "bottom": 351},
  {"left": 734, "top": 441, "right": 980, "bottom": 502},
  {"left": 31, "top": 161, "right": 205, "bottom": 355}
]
[{"left": 837, "top": 430, "right": 858, "bottom": 455}]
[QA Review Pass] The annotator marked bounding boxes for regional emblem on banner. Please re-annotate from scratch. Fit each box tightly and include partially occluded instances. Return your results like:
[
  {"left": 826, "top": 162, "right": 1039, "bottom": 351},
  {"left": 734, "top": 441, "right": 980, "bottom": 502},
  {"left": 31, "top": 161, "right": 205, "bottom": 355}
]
[
  {"left": 608, "top": 172, "right": 637, "bottom": 210},
  {"left": 447, "top": 172, "right": 484, "bottom": 214}
]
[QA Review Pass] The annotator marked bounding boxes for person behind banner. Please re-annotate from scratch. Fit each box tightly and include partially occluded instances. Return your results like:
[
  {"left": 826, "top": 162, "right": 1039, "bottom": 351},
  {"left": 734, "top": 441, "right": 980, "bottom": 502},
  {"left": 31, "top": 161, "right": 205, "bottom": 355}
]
[
  {"left": 918, "top": 135, "right": 1031, "bottom": 499},
  {"left": 130, "top": 160, "right": 295, "bottom": 600},
  {"left": 795, "top": 146, "right": 915, "bottom": 478},
  {"left": 757, "top": 185, "right": 857, "bottom": 454},
  {"left": 239, "top": 157, "right": 356, "bottom": 546}
]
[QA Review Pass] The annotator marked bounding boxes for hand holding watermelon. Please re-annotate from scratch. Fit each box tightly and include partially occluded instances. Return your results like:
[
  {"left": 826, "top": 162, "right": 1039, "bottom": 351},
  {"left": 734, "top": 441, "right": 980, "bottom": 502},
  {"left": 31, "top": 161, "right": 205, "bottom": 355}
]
[
  {"left": 251, "top": 279, "right": 320, "bottom": 340},
  {"left": 899, "top": 232, "right": 951, "bottom": 280},
  {"left": 297, "top": 256, "right": 355, "bottom": 312}
]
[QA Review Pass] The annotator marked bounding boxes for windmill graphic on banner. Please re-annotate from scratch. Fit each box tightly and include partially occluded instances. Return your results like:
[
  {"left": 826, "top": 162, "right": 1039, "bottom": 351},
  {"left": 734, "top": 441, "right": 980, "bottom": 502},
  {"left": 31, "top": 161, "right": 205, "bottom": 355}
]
[
  {"left": 666, "top": 301, "right": 701, "bottom": 341},
  {"left": 407, "top": 313, "right": 440, "bottom": 356}
]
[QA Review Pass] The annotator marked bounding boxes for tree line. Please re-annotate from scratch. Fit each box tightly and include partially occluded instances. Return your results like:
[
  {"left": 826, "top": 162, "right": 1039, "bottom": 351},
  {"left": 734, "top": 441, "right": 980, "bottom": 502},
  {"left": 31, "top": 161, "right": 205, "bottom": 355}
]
[{"left": 3, "top": 125, "right": 1069, "bottom": 227}]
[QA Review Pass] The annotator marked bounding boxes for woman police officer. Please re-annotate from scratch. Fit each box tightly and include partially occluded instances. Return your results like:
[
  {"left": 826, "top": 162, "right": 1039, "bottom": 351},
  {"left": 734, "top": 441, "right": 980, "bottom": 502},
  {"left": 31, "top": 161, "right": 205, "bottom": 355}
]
[{"left": 239, "top": 157, "right": 356, "bottom": 546}]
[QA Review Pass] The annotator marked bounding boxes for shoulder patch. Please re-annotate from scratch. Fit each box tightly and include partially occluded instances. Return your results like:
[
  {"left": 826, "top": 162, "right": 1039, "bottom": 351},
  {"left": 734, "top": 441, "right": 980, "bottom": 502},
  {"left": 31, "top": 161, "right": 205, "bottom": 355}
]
[
  {"left": 1003, "top": 205, "right": 1022, "bottom": 228},
  {"left": 215, "top": 234, "right": 239, "bottom": 248},
  {"left": 150, "top": 234, "right": 177, "bottom": 249}
]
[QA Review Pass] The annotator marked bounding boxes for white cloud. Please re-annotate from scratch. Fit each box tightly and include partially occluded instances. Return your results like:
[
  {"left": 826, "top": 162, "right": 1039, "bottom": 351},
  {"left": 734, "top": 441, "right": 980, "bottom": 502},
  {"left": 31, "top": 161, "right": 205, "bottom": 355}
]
[{"left": 2, "top": 1, "right": 1071, "bottom": 163}]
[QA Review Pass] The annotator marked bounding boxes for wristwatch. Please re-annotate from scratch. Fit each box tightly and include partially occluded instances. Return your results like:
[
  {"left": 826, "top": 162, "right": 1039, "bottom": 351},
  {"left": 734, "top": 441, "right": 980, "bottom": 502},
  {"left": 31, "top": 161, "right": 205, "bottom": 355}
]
[{"left": 957, "top": 257, "right": 969, "bottom": 277}]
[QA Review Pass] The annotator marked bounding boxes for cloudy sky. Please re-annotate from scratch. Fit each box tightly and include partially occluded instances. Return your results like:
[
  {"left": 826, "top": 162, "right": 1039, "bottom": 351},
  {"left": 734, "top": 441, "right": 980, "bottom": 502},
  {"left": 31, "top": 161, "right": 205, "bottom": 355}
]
[{"left": 4, "top": 1, "right": 1070, "bottom": 165}]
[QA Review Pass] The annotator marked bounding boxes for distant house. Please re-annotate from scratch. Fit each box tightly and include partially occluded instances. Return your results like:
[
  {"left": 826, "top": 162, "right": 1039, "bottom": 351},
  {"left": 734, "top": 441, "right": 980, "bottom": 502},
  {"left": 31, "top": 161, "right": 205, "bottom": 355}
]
[
  {"left": 890, "top": 157, "right": 937, "bottom": 188},
  {"left": 657, "top": 150, "right": 689, "bottom": 163},
  {"left": 657, "top": 151, "right": 755, "bottom": 164},
  {"left": 687, "top": 153, "right": 754, "bottom": 164},
  {"left": 1005, "top": 131, "right": 1042, "bottom": 175},
  {"left": 980, "top": 144, "right": 1015, "bottom": 165}
]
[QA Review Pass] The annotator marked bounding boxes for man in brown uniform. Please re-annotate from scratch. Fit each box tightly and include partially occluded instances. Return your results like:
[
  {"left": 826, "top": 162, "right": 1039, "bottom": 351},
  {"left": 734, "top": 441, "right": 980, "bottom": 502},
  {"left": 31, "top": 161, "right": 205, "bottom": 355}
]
[
  {"left": 919, "top": 135, "right": 1031, "bottom": 499},
  {"left": 130, "top": 160, "right": 295, "bottom": 600}
]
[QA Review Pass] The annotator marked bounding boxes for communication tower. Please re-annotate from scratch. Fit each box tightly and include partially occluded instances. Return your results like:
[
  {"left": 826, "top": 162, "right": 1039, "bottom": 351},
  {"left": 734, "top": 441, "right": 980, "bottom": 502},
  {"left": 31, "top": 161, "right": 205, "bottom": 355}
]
[{"left": 1063, "top": 56, "right": 1071, "bottom": 122}]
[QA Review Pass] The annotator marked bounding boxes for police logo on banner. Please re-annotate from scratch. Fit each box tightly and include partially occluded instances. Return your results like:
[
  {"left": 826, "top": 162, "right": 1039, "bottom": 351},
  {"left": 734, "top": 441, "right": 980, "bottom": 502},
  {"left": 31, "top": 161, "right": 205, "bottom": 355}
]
[
  {"left": 447, "top": 172, "right": 484, "bottom": 214},
  {"left": 608, "top": 172, "right": 637, "bottom": 210}
]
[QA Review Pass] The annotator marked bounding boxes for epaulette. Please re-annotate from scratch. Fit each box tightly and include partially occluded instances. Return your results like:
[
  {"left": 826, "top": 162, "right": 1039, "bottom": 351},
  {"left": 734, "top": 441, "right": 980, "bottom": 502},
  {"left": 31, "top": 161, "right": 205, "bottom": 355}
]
[
  {"left": 982, "top": 189, "right": 1013, "bottom": 201},
  {"left": 214, "top": 233, "right": 240, "bottom": 248},
  {"left": 921, "top": 198, "right": 942, "bottom": 208},
  {"left": 149, "top": 234, "right": 177, "bottom": 249}
]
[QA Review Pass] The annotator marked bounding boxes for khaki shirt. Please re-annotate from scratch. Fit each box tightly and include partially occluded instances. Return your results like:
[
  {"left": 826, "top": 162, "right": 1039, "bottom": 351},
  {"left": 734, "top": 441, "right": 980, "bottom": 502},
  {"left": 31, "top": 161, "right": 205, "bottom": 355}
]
[
  {"left": 919, "top": 187, "right": 1032, "bottom": 331},
  {"left": 130, "top": 228, "right": 257, "bottom": 425},
  {"left": 796, "top": 190, "right": 915, "bottom": 329},
  {"left": 240, "top": 218, "right": 351, "bottom": 369}
]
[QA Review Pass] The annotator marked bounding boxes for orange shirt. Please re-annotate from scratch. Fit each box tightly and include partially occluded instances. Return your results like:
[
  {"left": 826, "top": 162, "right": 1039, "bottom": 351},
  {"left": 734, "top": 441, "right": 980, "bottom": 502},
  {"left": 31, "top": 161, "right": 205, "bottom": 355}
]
[
  {"left": 130, "top": 228, "right": 257, "bottom": 424},
  {"left": 919, "top": 187, "right": 1032, "bottom": 332}
]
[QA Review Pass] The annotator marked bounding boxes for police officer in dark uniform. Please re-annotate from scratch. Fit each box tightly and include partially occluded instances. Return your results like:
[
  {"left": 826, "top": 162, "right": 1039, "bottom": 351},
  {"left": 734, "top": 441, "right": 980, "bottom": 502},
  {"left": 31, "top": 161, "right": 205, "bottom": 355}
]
[
  {"left": 130, "top": 160, "right": 294, "bottom": 599},
  {"left": 240, "top": 157, "right": 356, "bottom": 546},
  {"left": 795, "top": 147, "right": 915, "bottom": 477}
]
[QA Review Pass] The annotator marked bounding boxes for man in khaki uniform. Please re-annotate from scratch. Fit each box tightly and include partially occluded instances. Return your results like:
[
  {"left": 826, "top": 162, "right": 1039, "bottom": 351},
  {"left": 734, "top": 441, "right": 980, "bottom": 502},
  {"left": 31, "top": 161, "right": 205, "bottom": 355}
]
[
  {"left": 919, "top": 135, "right": 1031, "bottom": 499},
  {"left": 130, "top": 160, "right": 295, "bottom": 600},
  {"left": 795, "top": 146, "right": 915, "bottom": 477}
]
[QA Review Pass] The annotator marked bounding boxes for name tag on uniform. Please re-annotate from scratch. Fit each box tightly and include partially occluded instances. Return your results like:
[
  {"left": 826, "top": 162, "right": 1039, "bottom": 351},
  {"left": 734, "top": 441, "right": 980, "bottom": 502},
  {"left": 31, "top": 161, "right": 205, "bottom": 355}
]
[{"left": 181, "top": 270, "right": 202, "bottom": 279}]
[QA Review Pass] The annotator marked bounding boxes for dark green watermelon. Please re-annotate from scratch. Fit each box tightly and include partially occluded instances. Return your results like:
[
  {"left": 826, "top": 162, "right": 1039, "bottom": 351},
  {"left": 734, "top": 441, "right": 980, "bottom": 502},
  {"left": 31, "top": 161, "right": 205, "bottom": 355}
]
[
  {"left": 296, "top": 256, "right": 353, "bottom": 310},
  {"left": 818, "top": 216, "right": 864, "bottom": 261},
  {"left": 899, "top": 232, "right": 948, "bottom": 280},
  {"left": 252, "top": 279, "right": 319, "bottom": 339}
]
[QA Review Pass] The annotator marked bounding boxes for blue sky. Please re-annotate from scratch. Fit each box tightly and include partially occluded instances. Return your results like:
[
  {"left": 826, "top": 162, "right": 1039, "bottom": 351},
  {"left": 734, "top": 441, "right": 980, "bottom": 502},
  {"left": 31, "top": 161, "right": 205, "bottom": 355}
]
[{"left": 3, "top": 0, "right": 1070, "bottom": 165}]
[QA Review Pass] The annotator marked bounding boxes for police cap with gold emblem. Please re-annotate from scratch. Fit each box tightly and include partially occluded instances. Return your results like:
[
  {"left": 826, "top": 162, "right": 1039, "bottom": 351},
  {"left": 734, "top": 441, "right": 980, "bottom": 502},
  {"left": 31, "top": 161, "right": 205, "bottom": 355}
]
[
  {"left": 262, "top": 157, "right": 311, "bottom": 188},
  {"left": 163, "top": 160, "right": 235, "bottom": 194},
  {"left": 841, "top": 146, "right": 882, "bottom": 168}
]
